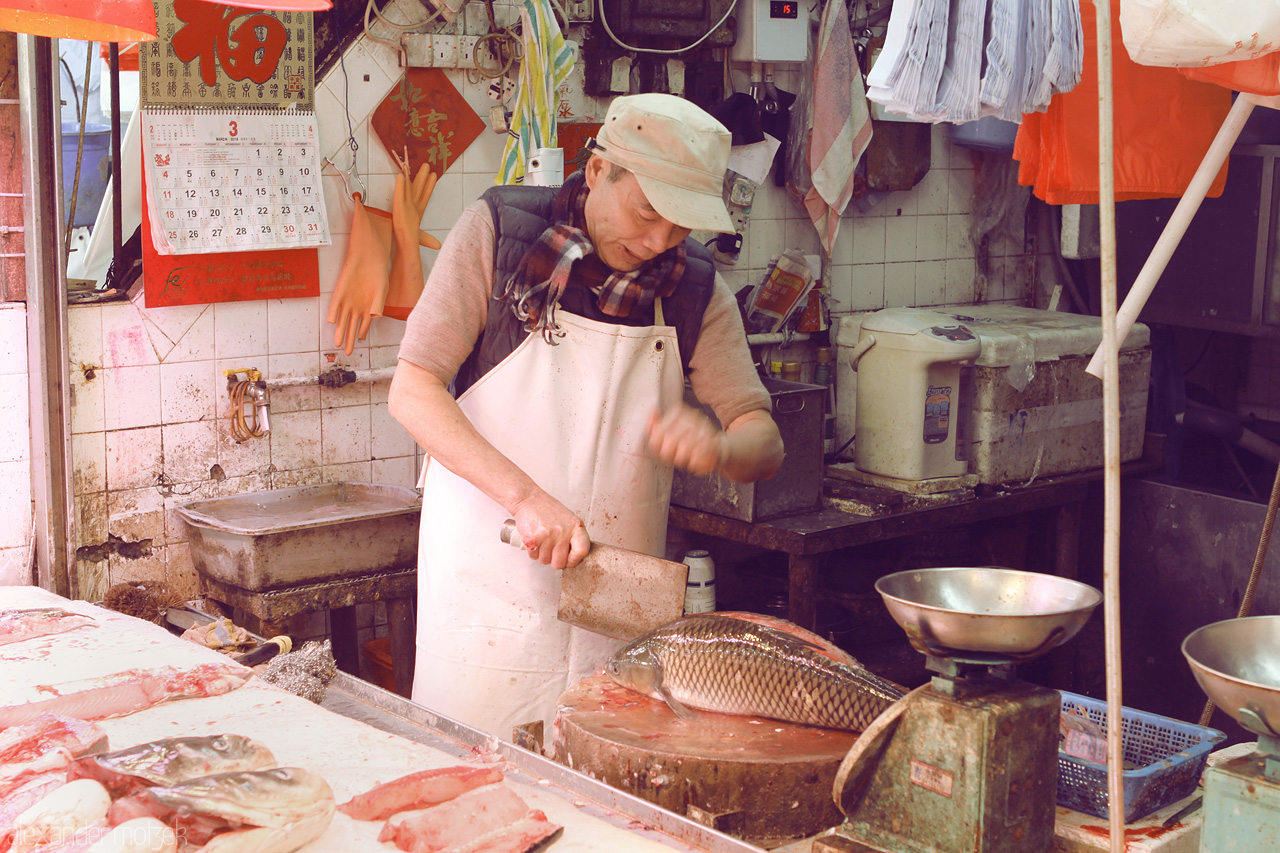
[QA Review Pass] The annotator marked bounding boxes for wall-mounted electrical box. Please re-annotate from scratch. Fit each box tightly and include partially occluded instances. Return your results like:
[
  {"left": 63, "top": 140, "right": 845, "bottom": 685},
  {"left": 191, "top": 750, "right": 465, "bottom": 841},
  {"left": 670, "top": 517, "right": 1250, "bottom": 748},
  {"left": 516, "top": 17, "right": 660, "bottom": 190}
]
[
  {"left": 598, "top": 0, "right": 735, "bottom": 47},
  {"left": 730, "top": 0, "right": 808, "bottom": 63}
]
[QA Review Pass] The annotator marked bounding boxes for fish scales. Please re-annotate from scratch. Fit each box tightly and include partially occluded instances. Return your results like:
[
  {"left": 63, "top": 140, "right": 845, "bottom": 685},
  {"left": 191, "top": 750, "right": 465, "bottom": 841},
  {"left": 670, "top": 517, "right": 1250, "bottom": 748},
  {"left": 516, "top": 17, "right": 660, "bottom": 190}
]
[{"left": 607, "top": 613, "right": 906, "bottom": 731}]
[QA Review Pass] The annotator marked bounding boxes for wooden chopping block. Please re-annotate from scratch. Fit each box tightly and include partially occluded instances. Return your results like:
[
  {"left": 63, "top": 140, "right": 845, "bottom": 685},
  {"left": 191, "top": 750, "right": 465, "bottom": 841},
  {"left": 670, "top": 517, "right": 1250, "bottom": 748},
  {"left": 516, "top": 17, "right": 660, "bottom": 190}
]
[{"left": 552, "top": 674, "right": 858, "bottom": 846}]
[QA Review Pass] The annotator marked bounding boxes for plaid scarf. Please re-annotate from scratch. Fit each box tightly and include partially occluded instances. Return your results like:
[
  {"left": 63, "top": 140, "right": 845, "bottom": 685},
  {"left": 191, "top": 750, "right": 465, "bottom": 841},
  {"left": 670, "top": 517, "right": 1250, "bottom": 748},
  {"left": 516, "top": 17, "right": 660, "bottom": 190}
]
[{"left": 499, "top": 170, "right": 687, "bottom": 342}]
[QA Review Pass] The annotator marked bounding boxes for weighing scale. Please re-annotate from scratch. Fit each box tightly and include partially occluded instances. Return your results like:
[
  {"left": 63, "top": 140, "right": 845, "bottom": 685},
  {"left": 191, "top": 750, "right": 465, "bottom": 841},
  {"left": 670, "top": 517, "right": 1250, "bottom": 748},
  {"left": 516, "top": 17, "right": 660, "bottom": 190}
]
[
  {"left": 1183, "top": 615, "right": 1280, "bottom": 852},
  {"left": 816, "top": 567, "right": 1102, "bottom": 853}
]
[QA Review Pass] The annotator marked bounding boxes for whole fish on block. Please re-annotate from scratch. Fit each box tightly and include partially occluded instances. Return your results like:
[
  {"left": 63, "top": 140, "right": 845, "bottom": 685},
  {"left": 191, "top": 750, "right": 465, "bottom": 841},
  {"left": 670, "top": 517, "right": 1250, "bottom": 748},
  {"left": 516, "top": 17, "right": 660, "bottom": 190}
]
[
  {"left": 378, "top": 784, "right": 561, "bottom": 853},
  {"left": 605, "top": 612, "right": 907, "bottom": 732},
  {"left": 0, "top": 664, "right": 249, "bottom": 729},
  {"left": 107, "top": 767, "right": 334, "bottom": 853},
  {"left": 0, "top": 609, "right": 95, "bottom": 647},
  {"left": 337, "top": 765, "right": 504, "bottom": 821},
  {"left": 69, "top": 735, "right": 277, "bottom": 799}
]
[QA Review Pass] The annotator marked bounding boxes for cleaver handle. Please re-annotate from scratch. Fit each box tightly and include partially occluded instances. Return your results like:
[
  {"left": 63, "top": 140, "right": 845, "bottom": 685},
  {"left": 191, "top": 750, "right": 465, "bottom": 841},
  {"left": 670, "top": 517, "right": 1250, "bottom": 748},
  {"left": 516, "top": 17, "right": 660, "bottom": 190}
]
[{"left": 499, "top": 518, "right": 521, "bottom": 548}]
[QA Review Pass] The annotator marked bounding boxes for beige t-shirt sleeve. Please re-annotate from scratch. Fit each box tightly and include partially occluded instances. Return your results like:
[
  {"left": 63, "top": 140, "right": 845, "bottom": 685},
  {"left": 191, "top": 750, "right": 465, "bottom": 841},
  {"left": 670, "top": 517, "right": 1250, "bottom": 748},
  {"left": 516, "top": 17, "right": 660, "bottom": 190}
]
[
  {"left": 397, "top": 202, "right": 495, "bottom": 385},
  {"left": 397, "top": 201, "right": 771, "bottom": 428},
  {"left": 688, "top": 276, "right": 772, "bottom": 428}
]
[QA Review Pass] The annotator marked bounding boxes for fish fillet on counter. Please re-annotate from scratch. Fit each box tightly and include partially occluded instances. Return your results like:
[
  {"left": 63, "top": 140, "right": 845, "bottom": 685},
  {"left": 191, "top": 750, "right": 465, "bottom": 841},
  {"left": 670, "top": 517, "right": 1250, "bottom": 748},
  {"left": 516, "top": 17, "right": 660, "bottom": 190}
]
[
  {"left": 337, "top": 766, "right": 504, "bottom": 821},
  {"left": 0, "top": 715, "right": 111, "bottom": 845},
  {"left": 0, "top": 664, "right": 250, "bottom": 729},
  {"left": 1, "top": 716, "right": 109, "bottom": 796},
  {"left": 606, "top": 611, "right": 907, "bottom": 732},
  {"left": 378, "top": 784, "right": 561, "bottom": 853},
  {"left": 0, "top": 778, "right": 112, "bottom": 853},
  {"left": 0, "top": 609, "right": 95, "bottom": 647}
]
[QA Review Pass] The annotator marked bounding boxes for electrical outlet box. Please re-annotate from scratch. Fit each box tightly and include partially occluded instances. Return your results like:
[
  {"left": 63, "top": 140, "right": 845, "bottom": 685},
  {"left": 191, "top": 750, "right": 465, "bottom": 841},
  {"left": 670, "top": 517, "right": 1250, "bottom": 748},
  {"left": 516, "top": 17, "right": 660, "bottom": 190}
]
[
  {"left": 458, "top": 35, "right": 479, "bottom": 68},
  {"left": 434, "top": 34, "right": 459, "bottom": 68},
  {"left": 730, "top": 0, "right": 808, "bottom": 63},
  {"left": 402, "top": 33, "right": 434, "bottom": 67},
  {"left": 565, "top": 0, "right": 592, "bottom": 22}
]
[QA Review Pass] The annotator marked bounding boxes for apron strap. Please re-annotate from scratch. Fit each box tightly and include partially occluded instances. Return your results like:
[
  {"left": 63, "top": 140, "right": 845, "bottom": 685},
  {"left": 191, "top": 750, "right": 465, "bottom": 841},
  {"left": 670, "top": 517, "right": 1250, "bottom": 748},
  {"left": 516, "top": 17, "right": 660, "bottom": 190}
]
[{"left": 654, "top": 297, "right": 665, "bottom": 327}]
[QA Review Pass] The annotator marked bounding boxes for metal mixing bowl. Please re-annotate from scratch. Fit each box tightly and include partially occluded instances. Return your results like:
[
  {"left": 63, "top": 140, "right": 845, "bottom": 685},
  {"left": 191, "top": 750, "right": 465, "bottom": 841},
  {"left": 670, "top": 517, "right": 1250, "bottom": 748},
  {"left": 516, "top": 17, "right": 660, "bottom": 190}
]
[
  {"left": 1183, "top": 616, "right": 1280, "bottom": 737},
  {"left": 875, "top": 567, "right": 1103, "bottom": 661}
]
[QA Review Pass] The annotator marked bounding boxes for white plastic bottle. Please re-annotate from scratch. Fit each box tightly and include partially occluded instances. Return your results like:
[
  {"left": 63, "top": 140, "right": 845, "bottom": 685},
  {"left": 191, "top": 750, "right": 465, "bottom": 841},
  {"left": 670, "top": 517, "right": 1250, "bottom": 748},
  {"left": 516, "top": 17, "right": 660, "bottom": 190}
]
[{"left": 682, "top": 550, "right": 716, "bottom": 614}]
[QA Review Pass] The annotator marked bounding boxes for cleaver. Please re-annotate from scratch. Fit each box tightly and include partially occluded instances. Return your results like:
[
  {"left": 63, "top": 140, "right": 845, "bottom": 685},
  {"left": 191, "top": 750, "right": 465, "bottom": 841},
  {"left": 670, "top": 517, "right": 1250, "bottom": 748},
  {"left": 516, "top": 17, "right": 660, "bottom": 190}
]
[{"left": 499, "top": 520, "right": 688, "bottom": 640}]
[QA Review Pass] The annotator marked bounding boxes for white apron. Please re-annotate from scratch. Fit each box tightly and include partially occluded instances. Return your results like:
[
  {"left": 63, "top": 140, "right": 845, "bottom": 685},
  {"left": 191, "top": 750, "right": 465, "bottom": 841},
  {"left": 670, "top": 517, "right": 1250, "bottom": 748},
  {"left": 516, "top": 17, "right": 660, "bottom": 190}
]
[{"left": 412, "top": 304, "right": 684, "bottom": 739}]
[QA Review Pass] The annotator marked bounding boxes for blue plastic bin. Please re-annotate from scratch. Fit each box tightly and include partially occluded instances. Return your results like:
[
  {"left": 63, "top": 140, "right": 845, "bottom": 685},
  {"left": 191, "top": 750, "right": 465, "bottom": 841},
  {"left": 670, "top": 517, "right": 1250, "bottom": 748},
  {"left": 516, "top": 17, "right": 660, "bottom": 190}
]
[
  {"left": 1056, "top": 691, "right": 1226, "bottom": 823},
  {"left": 62, "top": 121, "right": 112, "bottom": 228}
]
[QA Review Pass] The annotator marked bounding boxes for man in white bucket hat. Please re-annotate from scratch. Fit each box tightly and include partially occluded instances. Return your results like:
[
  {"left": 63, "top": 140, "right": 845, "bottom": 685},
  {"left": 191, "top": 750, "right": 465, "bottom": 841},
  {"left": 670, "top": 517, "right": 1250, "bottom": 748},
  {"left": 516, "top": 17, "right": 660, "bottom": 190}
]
[{"left": 389, "top": 93, "right": 783, "bottom": 739}]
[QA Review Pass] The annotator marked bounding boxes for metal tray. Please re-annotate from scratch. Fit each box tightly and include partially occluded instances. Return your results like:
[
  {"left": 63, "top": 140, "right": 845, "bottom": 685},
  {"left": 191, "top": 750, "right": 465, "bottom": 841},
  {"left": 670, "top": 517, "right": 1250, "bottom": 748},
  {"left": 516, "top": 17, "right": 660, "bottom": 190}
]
[{"left": 177, "top": 482, "right": 421, "bottom": 592}]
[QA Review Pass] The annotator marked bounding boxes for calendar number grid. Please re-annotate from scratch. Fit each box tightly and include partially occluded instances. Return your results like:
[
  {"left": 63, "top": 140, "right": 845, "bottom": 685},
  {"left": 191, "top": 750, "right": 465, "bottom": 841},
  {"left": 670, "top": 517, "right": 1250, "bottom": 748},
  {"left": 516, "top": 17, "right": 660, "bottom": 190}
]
[{"left": 143, "top": 111, "right": 330, "bottom": 255}]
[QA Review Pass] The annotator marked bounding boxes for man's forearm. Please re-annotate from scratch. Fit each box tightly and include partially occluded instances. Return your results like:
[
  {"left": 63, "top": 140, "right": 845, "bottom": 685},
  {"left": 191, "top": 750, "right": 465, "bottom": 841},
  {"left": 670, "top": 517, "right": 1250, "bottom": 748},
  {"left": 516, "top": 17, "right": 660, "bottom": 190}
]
[
  {"left": 719, "top": 409, "right": 785, "bottom": 483},
  {"left": 387, "top": 360, "right": 542, "bottom": 513},
  {"left": 389, "top": 359, "right": 592, "bottom": 567}
]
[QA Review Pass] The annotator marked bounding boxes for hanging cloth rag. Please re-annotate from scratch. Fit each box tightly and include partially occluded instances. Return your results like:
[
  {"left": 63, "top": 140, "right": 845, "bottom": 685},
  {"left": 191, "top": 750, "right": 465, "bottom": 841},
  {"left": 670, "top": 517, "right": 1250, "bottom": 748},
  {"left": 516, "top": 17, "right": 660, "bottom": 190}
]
[
  {"left": 804, "top": 0, "right": 872, "bottom": 256},
  {"left": 497, "top": 0, "right": 575, "bottom": 186},
  {"left": 1012, "top": 0, "right": 1233, "bottom": 204}
]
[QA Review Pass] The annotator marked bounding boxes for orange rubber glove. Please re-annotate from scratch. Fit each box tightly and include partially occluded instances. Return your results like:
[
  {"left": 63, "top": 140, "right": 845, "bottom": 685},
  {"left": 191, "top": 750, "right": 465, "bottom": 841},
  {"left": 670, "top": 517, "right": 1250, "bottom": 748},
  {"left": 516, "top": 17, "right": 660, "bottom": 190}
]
[
  {"left": 386, "top": 158, "right": 440, "bottom": 320},
  {"left": 326, "top": 198, "right": 391, "bottom": 356}
]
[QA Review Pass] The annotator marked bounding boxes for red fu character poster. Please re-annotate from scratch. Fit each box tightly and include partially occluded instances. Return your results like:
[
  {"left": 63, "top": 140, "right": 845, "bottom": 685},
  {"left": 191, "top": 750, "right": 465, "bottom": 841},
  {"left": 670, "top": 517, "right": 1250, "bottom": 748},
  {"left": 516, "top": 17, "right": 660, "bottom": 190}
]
[{"left": 139, "top": 0, "right": 321, "bottom": 307}]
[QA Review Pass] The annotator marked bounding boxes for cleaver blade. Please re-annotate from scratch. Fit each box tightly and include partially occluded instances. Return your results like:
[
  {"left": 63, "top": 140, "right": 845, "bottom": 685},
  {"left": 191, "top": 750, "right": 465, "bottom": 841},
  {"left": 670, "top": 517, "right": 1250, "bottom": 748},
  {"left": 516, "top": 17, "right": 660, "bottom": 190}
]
[{"left": 499, "top": 520, "right": 688, "bottom": 640}]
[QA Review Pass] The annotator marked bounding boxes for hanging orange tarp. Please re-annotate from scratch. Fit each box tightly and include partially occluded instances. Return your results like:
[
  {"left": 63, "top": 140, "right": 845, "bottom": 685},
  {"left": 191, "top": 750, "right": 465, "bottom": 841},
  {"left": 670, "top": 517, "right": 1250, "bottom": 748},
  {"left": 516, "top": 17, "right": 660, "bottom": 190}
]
[
  {"left": 1013, "top": 0, "right": 1233, "bottom": 205},
  {"left": 1180, "top": 55, "right": 1280, "bottom": 97}
]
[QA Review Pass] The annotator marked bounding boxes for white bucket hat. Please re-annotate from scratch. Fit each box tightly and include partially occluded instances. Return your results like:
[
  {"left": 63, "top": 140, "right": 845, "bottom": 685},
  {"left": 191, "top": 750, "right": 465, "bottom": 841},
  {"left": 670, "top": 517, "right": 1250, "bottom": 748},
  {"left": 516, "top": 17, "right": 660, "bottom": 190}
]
[{"left": 588, "top": 93, "right": 734, "bottom": 233}]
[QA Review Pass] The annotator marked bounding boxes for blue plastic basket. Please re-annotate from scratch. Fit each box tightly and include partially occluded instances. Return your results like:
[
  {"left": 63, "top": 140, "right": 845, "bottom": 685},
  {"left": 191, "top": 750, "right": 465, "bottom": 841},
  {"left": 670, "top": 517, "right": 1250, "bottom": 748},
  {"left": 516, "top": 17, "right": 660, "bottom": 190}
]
[{"left": 1056, "top": 691, "right": 1226, "bottom": 823}]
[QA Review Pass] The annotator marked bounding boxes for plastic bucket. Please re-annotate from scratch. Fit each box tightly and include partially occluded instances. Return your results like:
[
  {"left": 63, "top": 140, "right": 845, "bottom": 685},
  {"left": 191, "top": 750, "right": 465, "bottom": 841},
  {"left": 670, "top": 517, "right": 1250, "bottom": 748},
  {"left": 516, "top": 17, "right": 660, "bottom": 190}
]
[
  {"left": 361, "top": 636, "right": 396, "bottom": 692},
  {"left": 61, "top": 122, "right": 112, "bottom": 228},
  {"left": 948, "top": 116, "right": 1019, "bottom": 153}
]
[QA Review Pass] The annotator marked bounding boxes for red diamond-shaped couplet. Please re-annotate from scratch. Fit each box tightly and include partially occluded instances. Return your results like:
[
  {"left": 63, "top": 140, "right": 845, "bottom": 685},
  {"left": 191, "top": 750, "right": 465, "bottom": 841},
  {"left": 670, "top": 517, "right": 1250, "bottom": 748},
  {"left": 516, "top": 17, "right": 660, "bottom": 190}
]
[{"left": 371, "top": 68, "right": 485, "bottom": 179}]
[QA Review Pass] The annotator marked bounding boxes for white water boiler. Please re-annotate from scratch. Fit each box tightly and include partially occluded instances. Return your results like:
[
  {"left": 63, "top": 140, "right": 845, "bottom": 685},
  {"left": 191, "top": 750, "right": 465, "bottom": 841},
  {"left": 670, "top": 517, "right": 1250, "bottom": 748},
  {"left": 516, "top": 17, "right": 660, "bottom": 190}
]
[{"left": 850, "top": 308, "right": 982, "bottom": 481}]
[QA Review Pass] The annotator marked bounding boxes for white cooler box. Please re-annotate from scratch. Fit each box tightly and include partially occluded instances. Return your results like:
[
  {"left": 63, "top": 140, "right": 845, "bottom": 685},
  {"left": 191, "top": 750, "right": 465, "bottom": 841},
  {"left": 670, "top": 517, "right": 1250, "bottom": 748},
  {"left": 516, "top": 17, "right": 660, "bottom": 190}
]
[{"left": 947, "top": 304, "right": 1151, "bottom": 484}]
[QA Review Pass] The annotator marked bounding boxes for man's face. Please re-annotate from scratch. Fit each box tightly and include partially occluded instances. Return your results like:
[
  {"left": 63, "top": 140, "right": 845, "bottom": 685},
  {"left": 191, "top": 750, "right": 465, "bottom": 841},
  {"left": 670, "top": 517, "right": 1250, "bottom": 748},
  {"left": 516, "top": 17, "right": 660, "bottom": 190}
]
[{"left": 583, "top": 157, "right": 692, "bottom": 273}]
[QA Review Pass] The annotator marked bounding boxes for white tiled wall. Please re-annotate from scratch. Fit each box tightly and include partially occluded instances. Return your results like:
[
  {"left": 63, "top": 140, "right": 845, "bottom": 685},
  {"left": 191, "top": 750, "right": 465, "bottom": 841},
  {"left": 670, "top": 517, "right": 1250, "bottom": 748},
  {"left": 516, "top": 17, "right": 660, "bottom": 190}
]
[
  {"left": 51, "top": 1, "right": 1037, "bottom": 603},
  {"left": 0, "top": 305, "right": 30, "bottom": 585}
]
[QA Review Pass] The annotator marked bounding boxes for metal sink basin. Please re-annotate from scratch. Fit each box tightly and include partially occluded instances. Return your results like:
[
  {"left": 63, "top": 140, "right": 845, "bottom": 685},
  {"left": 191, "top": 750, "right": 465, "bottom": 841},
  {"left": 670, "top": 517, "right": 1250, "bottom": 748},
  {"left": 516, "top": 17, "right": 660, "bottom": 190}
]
[{"left": 177, "top": 483, "right": 421, "bottom": 592}]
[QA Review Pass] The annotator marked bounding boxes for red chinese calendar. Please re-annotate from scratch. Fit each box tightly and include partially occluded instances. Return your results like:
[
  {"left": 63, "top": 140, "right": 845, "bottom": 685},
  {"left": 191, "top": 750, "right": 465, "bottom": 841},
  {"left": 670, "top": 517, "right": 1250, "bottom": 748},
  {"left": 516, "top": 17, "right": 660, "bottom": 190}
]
[{"left": 142, "top": 111, "right": 328, "bottom": 255}]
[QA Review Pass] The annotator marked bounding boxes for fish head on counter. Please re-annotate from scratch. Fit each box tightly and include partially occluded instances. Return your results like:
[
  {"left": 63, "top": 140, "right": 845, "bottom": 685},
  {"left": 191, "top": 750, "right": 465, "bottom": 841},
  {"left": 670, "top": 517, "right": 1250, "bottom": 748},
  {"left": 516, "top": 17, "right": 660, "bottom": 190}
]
[
  {"left": 149, "top": 767, "right": 333, "bottom": 830},
  {"left": 70, "top": 735, "right": 277, "bottom": 798},
  {"left": 109, "top": 767, "right": 335, "bottom": 853}
]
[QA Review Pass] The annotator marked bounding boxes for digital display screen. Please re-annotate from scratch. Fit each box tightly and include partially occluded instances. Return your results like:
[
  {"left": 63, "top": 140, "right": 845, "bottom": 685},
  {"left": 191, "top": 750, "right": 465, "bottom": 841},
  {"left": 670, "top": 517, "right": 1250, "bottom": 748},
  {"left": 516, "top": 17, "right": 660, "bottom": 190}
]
[{"left": 770, "top": 1, "right": 798, "bottom": 19}]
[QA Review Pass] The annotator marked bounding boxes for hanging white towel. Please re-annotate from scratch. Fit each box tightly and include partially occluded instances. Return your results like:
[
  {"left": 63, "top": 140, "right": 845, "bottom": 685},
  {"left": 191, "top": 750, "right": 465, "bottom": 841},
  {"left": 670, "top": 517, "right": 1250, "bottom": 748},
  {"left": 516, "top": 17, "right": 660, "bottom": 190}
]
[
  {"left": 497, "top": 0, "right": 575, "bottom": 186},
  {"left": 804, "top": 0, "right": 871, "bottom": 256}
]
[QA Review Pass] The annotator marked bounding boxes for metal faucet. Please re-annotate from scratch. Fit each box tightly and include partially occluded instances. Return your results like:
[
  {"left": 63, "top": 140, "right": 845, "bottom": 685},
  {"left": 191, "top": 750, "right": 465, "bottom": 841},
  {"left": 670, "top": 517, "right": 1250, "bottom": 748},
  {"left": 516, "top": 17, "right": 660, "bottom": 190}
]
[
  {"left": 246, "top": 380, "right": 271, "bottom": 436},
  {"left": 223, "top": 367, "right": 271, "bottom": 440}
]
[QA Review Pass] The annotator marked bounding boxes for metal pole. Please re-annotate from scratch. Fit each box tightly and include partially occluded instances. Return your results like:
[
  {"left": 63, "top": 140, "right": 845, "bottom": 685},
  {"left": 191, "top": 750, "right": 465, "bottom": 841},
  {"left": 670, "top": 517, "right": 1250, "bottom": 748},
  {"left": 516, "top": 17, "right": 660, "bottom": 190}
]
[
  {"left": 1092, "top": 2, "right": 1124, "bottom": 850},
  {"left": 109, "top": 43, "right": 122, "bottom": 290},
  {"left": 1083, "top": 94, "right": 1261, "bottom": 379},
  {"left": 18, "top": 35, "right": 74, "bottom": 598}
]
